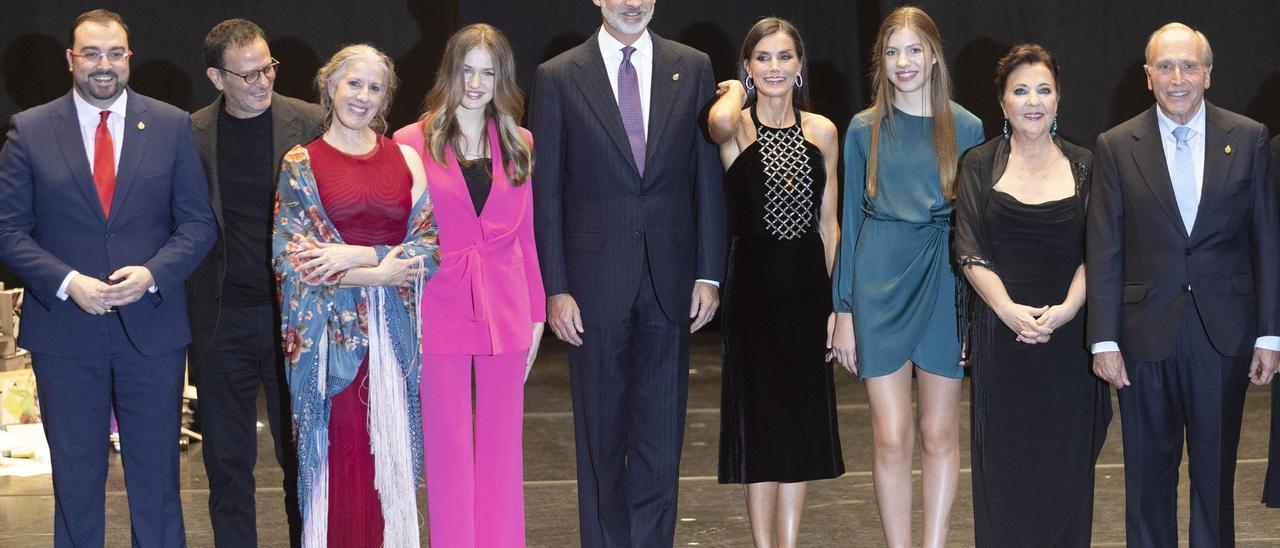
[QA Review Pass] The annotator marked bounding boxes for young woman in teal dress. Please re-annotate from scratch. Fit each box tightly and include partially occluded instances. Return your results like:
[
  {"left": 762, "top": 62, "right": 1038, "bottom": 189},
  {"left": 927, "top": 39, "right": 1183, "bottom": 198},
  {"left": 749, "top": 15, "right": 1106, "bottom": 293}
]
[{"left": 829, "top": 7, "right": 983, "bottom": 548}]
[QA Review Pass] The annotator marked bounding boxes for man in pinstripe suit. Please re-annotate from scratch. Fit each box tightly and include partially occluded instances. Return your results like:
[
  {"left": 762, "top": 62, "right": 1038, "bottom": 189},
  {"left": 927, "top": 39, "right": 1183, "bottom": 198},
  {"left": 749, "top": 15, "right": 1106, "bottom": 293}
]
[{"left": 530, "top": 1, "right": 725, "bottom": 545}]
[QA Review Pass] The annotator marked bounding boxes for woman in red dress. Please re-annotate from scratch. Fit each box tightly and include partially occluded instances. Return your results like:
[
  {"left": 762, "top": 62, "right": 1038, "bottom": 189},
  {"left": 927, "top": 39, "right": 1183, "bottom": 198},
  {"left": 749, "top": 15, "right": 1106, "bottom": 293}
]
[{"left": 273, "top": 44, "right": 439, "bottom": 547}]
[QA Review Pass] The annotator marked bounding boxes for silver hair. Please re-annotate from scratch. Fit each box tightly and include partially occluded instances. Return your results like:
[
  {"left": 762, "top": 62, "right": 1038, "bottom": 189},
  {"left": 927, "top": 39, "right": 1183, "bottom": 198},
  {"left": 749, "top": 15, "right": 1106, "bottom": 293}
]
[
  {"left": 314, "top": 43, "right": 398, "bottom": 133},
  {"left": 1144, "top": 22, "right": 1213, "bottom": 68}
]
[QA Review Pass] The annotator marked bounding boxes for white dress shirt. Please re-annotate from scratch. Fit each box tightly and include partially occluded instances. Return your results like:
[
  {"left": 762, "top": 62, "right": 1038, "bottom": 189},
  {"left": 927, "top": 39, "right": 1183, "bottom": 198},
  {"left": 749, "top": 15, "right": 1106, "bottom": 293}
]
[
  {"left": 57, "top": 89, "right": 155, "bottom": 301},
  {"left": 597, "top": 27, "right": 652, "bottom": 140},
  {"left": 73, "top": 87, "right": 127, "bottom": 175},
  {"left": 1091, "top": 101, "right": 1278, "bottom": 353}
]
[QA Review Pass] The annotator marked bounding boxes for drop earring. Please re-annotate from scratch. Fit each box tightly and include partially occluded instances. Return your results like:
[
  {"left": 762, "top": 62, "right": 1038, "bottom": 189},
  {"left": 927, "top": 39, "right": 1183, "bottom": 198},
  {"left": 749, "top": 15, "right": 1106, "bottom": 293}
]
[
  {"left": 1002, "top": 118, "right": 1009, "bottom": 138},
  {"left": 1051, "top": 116, "right": 1058, "bottom": 136}
]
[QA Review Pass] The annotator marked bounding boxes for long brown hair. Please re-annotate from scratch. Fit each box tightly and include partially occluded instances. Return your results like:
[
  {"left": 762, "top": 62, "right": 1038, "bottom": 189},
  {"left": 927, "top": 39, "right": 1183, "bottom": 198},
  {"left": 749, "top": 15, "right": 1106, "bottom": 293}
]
[
  {"left": 418, "top": 24, "right": 532, "bottom": 184},
  {"left": 863, "top": 6, "right": 959, "bottom": 199}
]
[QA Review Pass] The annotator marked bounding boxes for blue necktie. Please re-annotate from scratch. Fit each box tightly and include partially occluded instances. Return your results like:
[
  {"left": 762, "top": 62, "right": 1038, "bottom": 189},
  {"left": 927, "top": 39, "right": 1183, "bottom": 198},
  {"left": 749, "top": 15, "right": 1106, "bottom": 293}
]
[
  {"left": 618, "top": 46, "right": 646, "bottom": 175},
  {"left": 1171, "top": 126, "right": 1197, "bottom": 233}
]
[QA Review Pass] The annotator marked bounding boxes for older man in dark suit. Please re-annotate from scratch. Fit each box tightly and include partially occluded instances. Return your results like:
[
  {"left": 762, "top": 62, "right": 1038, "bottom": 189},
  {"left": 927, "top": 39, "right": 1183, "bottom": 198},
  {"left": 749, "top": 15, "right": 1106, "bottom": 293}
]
[
  {"left": 1262, "top": 135, "right": 1280, "bottom": 509},
  {"left": 1087, "top": 22, "right": 1280, "bottom": 547},
  {"left": 187, "top": 18, "right": 325, "bottom": 548},
  {"left": 530, "top": 0, "right": 726, "bottom": 545},
  {"left": 0, "top": 10, "right": 215, "bottom": 546}
]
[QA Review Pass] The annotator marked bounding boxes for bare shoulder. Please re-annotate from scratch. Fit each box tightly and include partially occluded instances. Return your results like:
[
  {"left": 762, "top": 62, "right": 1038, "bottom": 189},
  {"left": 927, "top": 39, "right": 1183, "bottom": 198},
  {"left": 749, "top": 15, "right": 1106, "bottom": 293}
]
[{"left": 801, "top": 112, "right": 839, "bottom": 150}]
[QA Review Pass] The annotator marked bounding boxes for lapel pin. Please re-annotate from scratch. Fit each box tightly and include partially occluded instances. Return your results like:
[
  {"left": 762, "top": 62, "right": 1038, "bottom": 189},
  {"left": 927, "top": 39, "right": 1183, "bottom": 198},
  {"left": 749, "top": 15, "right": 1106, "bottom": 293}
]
[
  {"left": 137, "top": 121, "right": 145, "bottom": 130},
  {"left": 672, "top": 73, "right": 680, "bottom": 81},
  {"left": 1224, "top": 144, "right": 1231, "bottom": 155}
]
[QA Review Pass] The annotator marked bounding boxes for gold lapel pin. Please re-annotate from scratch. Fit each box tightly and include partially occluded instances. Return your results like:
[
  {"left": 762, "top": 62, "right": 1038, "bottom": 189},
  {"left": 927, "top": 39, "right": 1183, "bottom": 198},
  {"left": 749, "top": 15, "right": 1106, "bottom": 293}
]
[
  {"left": 137, "top": 121, "right": 145, "bottom": 130},
  {"left": 672, "top": 73, "right": 680, "bottom": 81},
  {"left": 1224, "top": 144, "right": 1232, "bottom": 155}
]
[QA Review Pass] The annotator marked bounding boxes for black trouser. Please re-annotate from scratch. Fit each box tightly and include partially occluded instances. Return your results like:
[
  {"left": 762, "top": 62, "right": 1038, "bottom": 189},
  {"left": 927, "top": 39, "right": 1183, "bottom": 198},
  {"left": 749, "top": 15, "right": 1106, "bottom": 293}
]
[
  {"left": 1117, "top": 304, "right": 1251, "bottom": 548},
  {"left": 569, "top": 265, "right": 691, "bottom": 548},
  {"left": 198, "top": 303, "right": 299, "bottom": 548}
]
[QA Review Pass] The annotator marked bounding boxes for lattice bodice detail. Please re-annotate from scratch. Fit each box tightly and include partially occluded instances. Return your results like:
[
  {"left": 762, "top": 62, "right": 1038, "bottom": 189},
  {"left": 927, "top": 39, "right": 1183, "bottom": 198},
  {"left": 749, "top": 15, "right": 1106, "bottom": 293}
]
[{"left": 757, "top": 123, "right": 816, "bottom": 240}]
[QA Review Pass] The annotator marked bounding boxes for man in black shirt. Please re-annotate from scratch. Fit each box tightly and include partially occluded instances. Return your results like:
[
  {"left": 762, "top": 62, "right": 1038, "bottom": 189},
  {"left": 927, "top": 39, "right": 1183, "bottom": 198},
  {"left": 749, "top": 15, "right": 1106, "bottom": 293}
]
[{"left": 187, "top": 18, "right": 325, "bottom": 548}]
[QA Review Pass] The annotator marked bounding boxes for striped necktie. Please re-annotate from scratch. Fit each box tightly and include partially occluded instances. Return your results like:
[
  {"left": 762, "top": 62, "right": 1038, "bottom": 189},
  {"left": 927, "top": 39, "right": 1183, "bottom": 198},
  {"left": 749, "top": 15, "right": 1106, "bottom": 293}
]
[{"left": 617, "top": 46, "right": 645, "bottom": 175}]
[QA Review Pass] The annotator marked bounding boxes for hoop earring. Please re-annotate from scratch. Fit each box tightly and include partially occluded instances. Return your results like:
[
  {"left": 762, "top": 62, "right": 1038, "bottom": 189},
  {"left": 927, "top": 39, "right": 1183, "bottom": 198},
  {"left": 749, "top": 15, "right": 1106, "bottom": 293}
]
[
  {"left": 795, "top": 73, "right": 804, "bottom": 88},
  {"left": 1051, "top": 116, "right": 1058, "bottom": 136},
  {"left": 745, "top": 75, "right": 754, "bottom": 90},
  {"left": 1002, "top": 118, "right": 1009, "bottom": 137}
]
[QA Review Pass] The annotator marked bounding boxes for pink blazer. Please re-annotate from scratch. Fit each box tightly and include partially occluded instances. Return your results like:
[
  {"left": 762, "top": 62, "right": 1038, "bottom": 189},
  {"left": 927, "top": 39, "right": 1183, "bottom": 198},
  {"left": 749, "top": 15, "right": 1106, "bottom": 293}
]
[{"left": 393, "top": 120, "right": 546, "bottom": 356}]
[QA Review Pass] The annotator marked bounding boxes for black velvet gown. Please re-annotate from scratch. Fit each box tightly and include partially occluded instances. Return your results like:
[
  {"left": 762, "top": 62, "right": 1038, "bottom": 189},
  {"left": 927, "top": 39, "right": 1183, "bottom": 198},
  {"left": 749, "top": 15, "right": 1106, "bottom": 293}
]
[
  {"left": 718, "top": 106, "right": 843, "bottom": 484},
  {"left": 955, "top": 137, "right": 1111, "bottom": 547}
]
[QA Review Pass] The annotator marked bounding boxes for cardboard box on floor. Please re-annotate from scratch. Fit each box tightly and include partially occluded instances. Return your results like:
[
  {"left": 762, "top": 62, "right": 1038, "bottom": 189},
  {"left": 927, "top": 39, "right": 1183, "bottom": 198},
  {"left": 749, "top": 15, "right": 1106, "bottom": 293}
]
[
  {"left": 0, "top": 288, "right": 18, "bottom": 340},
  {"left": 0, "top": 348, "right": 29, "bottom": 372}
]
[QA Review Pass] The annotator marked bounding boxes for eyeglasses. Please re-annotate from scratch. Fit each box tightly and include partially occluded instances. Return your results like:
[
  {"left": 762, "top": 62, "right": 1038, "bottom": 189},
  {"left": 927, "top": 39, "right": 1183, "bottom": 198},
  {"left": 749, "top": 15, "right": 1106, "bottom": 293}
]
[
  {"left": 69, "top": 49, "right": 132, "bottom": 64},
  {"left": 1147, "top": 61, "right": 1206, "bottom": 77},
  {"left": 218, "top": 58, "right": 280, "bottom": 85}
]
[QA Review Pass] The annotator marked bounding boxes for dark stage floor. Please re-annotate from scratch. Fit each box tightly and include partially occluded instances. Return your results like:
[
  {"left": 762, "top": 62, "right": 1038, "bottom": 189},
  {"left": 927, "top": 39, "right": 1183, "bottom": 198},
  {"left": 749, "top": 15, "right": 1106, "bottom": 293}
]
[{"left": 4, "top": 332, "right": 1280, "bottom": 546}]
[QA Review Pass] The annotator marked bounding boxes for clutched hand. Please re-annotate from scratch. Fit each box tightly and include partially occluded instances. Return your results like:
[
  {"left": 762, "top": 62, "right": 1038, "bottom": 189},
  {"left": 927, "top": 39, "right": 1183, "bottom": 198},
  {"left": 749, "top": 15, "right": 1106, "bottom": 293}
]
[
  {"left": 372, "top": 245, "right": 424, "bottom": 288},
  {"left": 101, "top": 266, "right": 154, "bottom": 308},
  {"left": 995, "top": 302, "right": 1053, "bottom": 344},
  {"left": 294, "top": 240, "right": 375, "bottom": 285}
]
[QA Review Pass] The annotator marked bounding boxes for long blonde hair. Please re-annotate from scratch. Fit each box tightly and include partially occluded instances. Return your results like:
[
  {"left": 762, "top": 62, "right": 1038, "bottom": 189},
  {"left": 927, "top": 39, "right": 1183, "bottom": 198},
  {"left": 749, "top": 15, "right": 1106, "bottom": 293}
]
[
  {"left": 864, "top": 6, "right": 959, "bottom": 199},
  {"left": 418, "top": 24, "right": 532, "bottom": 184}
]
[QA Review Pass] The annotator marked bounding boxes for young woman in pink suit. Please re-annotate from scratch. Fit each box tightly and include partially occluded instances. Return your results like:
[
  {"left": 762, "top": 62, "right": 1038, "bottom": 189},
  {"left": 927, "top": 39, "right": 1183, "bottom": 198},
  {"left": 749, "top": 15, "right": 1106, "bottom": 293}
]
[{"left": 392, "top": 23, "right": 544, "bottom": 548}]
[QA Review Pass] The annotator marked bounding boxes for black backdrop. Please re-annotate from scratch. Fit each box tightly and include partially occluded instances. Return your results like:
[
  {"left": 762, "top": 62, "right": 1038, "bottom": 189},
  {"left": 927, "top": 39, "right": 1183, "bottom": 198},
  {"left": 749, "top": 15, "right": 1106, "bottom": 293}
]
[{"left": 2, "top": 0, "right": 1279, "bottom": 288}]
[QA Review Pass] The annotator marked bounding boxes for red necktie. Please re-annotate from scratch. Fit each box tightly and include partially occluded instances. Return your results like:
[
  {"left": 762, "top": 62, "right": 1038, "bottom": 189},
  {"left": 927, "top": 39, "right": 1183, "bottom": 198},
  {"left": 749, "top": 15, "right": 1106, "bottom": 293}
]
[{"left": 93, "top": 110, "right": 115, "bottom": 218}]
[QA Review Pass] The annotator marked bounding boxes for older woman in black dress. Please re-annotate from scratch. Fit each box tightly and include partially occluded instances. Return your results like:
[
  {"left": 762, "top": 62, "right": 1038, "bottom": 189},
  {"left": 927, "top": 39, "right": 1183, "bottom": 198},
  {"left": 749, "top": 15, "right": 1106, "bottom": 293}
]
[{"left": 952, "top": 44, "right": 1111, "bottom": 547}]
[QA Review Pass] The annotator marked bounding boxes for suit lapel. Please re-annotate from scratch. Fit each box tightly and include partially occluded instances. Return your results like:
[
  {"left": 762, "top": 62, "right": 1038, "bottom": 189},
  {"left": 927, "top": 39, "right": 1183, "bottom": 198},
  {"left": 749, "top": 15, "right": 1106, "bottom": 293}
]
[
  {"left": 272, "top": 94, "right": 307, "bottom": 182},
  {"left": 1130, "top": 108, "right": 1188, "bottom": 238},
  {"left": 1192, "top": 102, "right": 1237, "bottom": 243},
  {"left": 644, "top": 35, "right": 682, "bottom": 179},
  {"left": 109, "top": 90, "right": 152, "bottom": 228},
  {"left": 573, "top": 36, "right": 641, "bottom": 176},
  {"left": 192, "top": 98, "right": 222, "bottom": 230},
  {"left": 50, "top": 92, "right": 106, "bottom": 224}
]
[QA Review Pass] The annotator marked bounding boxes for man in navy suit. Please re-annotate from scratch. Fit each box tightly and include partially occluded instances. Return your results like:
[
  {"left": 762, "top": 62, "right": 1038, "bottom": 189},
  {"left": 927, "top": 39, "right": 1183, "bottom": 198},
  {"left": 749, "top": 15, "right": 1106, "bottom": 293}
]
[
  {"left": 0, "top": 9, "right": 215, "bottom": 547},
  {"left": 530, "top": 0, "right": 726, "bottom": 545},
  {"left": 1087, "top": 22, "right": 1279, "bottom": 547}
]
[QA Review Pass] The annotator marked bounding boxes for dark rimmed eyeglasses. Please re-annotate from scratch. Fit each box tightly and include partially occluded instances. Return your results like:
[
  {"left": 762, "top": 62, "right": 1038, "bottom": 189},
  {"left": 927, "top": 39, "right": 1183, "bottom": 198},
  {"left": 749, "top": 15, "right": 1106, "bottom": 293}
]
[
  {"left": 69, "top": 49, "right": 132, "bottom": 63},
  {"left": 217, "top": 58, "right": 280, "bottom": 85}
]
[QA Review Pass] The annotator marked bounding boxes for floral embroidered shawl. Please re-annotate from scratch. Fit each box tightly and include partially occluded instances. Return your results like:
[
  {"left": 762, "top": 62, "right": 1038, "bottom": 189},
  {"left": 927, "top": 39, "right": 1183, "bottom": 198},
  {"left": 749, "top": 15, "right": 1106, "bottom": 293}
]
[{"left": 272, "top": 144, "right": 440, "bottom": 545}]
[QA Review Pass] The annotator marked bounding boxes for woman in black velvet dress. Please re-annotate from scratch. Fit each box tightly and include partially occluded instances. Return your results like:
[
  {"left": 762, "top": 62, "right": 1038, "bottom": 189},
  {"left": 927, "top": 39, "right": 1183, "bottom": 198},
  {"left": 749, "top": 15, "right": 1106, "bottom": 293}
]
[
  {"left": 953, "top": 44, "right": 1111, "bottom": 547},
  {"left": 709, "top": 17, "right": 843, "bottom": 548}
]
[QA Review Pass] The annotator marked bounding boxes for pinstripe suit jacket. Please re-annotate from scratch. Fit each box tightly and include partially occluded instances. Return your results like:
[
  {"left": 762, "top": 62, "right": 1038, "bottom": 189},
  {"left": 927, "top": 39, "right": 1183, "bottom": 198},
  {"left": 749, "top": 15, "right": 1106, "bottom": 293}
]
[{"left": 530, "top": 31, "right": 725, "bottom": 327}]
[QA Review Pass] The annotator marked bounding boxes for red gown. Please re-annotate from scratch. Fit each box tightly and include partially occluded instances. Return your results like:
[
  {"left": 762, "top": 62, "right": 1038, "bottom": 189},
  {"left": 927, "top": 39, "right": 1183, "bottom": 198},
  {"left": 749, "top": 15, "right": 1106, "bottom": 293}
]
[{"left": 306, "top": 135, "right": 412, "bottom": 547}]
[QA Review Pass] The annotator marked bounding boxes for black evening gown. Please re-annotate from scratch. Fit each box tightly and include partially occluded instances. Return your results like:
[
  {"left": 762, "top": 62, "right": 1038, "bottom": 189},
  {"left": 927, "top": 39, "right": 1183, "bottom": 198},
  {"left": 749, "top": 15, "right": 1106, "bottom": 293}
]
[
  {"left": 718, "top": 106, "right": 843, "bottom": 484},
  {"left": 969, "top": 191, "right": 1110, "bottom": 547}
]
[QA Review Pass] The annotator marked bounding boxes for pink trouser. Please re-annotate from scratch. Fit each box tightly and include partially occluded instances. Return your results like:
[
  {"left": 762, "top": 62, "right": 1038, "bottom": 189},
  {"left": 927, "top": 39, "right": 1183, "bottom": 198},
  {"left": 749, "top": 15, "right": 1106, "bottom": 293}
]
[{"left": 421, "top": 350, "right": 527, "bottom": 547}]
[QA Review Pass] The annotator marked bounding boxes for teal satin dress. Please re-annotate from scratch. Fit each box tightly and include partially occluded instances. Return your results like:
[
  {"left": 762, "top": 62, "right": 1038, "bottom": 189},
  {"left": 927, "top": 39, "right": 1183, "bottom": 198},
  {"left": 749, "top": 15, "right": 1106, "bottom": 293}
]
[{"left": 832, "top": 103, "right": 984, "bottom": 379}]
